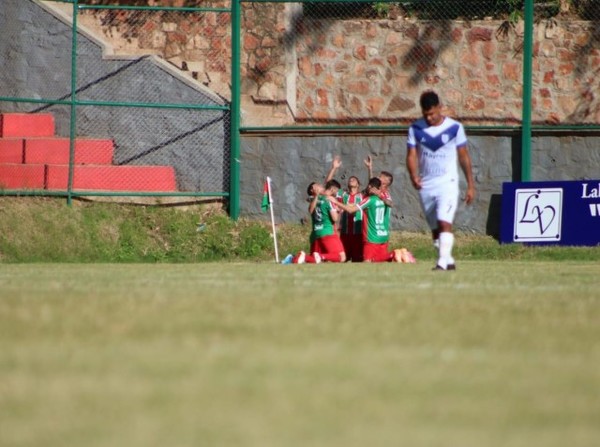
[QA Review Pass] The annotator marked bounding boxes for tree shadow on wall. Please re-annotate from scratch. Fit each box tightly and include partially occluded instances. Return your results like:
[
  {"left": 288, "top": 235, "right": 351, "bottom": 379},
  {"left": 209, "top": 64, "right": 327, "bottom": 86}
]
[
  {"left": 567, "top": 2, "right": 600, "bottom": 125},
  {"left": 401, "top": 20, "right": 453, "bottom": 87}
]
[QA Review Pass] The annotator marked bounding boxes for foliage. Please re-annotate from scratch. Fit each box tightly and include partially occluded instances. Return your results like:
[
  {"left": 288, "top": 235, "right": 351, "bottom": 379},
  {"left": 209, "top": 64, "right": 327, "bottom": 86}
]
[
  {"left": 569, "top": 0, "right": 600, "bottom": 19},
  {"left": 0, "top": 198, "right": 272, "bottom": 263},
  {"left": 0, "top": 197, "right": 599, "bottom": 263},
  {"left": 303, "top": 0, "right": 568, "bottom": 21},
  {"left": 77, "top": 0, "right": 206, "bottom": 6}
]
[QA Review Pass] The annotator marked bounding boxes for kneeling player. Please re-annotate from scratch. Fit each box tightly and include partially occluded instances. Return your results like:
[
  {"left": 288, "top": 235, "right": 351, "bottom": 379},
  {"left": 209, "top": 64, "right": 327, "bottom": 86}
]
[
  {"left": 294, "top": 180, "right": 346, "bottom": 264},
  {"left": 335, "top": 177, "right": 402, "bottom": 263}
]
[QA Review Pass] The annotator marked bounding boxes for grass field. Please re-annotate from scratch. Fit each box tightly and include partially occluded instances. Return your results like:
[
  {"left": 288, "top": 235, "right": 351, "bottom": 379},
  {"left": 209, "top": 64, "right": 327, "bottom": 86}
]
[{"left": 1, "top": 261, "right": 599, "bottom": 447}]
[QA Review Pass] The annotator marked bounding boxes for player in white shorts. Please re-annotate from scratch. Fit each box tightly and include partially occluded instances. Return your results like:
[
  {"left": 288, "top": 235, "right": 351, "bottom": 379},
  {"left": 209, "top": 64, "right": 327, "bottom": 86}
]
[{"left": 406, "top": 90, "right": 476, "bottom": 271}]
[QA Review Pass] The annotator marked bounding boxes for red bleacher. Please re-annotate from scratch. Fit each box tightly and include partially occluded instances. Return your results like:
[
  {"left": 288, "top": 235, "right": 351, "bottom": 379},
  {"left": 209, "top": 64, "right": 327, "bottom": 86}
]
[{"left": 0, "top": 113, "right": 177, "bottom": 192}]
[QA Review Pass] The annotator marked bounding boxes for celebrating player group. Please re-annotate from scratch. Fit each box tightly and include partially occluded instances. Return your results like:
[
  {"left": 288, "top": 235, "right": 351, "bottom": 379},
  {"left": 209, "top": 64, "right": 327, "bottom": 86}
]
[{"left": 284, "top": 90, "right": 475, "bottom": 271}]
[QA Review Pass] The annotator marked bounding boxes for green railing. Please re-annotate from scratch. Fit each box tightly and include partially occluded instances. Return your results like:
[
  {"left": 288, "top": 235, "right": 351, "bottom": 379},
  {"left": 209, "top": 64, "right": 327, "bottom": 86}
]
[{"left": 0, "top": 0, "right": 235, "bottom": 211}]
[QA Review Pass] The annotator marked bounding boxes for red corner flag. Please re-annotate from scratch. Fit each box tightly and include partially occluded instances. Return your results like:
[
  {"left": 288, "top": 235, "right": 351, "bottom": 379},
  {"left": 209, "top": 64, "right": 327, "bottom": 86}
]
[{"left": 261, "top": 177, "right": 272, "bottom": 212}]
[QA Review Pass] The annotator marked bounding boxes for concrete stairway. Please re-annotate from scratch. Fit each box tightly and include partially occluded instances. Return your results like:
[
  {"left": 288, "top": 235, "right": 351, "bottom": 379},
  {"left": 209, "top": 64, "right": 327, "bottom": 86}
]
[{"left": 0, "top": 113, "right": 177, "bottom": 192}]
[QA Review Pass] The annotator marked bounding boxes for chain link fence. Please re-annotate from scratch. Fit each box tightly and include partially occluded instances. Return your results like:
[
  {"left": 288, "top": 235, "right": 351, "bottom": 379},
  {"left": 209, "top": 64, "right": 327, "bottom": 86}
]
[
  {"left": 240, "top": 0, "right": 600, "bottom": 128},
  {"left": 1, "top": 0, "right": 599, "bottom": 203},
  {"left": 0, "top": 0, "right": 231, "bottom": 198}
]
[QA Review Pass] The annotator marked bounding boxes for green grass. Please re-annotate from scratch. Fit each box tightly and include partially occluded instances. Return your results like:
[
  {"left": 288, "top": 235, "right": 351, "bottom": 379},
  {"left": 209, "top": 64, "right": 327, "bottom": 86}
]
[
  {"left": 1, "top": 262, "right": 599, "bottom": 447},
  {"left": 2, "top": 197, "right": 600, "bottom": 264}
]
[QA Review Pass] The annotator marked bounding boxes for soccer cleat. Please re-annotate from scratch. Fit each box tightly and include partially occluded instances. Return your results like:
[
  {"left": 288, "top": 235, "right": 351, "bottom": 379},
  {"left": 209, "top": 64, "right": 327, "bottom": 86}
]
[
  {"left": 297, "top": 251, "right": 306, "bottom": 264},
  {"left": 432, "top": 264, "right": 456, "bottom": 271},
  {"left": 313, "top": 252, "right": 322, "bottom": 264},
  {"left": 281, "top": 254, "right": 293, "bottom": 265}
]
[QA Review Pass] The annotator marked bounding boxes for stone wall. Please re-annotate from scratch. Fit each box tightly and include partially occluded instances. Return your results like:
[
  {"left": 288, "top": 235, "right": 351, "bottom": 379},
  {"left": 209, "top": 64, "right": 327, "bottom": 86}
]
[
  {"left": 291, "top": 18, "right": 600, "bottom": 125},
  {"left": 85, "top": 3, "right": 600, "bottom": 126}
]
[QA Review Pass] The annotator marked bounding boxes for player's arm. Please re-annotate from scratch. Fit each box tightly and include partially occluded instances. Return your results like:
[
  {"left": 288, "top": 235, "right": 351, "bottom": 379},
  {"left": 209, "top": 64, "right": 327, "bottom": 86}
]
[
  {"left": 308, "top": 184, "right": 324, "bottom": 214},
  {"left": 363, "top": 155, "right": 373, "bottom": 181},
  {"left": 325, "top": 156, "right": 342, "bottom": 183},
  {"left": 328, "top": 203, "right": 339, "bottom": 224},
  {"left": 406, "top": 147, "right": 421, "bottom": 190},
  {"left": 379, "top": 194, "right": 393, "bottom": 208},
  {"left": 457, "top": 145, "right": 475, "bottom": 205},
  {"left": 334, "top": 198, "right": 359, "bottom": 215}
]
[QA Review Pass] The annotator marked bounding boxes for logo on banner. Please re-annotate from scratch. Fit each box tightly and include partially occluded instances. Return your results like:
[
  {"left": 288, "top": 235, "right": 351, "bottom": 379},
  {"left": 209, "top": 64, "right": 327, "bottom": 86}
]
[
  {"left": 581, "top": 183, "right": 600, "bottom": 217},
  {"left": 514, "top": 188, "right": 563, "bottom": 242}
]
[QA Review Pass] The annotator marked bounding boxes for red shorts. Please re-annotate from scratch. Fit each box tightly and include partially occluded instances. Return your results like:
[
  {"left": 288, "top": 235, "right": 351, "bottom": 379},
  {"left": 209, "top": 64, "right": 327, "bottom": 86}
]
[
  {"left": 341, "top": 233, "right": 363, "bottom": 262},
  {"left": 363, "top": 242, "right": 394, "bottom": 263},
  {"left": 313, "top": 234, "right": 345, "bottom": 262}
]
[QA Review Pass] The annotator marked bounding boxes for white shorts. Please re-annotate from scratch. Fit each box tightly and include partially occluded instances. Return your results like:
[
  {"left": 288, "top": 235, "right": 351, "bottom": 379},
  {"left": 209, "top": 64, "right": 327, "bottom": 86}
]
[{"left": 419, "top": 182, "right": 459, "bottom": 230}]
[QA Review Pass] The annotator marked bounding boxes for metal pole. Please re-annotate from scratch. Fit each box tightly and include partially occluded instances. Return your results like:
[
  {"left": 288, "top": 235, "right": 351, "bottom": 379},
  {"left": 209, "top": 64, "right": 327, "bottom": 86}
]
[
  {"left": 521, "top": 0, "right": 534, "bottom": 182},
  {"left": 229, "top": 0, "right": 241, "bottom": 220},
  {"left": 67, "top": 0, "right": 79, "bottom": 205}
]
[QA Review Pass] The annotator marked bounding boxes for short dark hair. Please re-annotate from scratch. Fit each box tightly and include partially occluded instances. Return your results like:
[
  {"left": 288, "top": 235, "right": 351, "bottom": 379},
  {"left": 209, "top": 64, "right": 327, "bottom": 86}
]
[
  {"left": 306, "top": 182, "right": 316, "bottom": 197},
  {"left": 368, "top": 177, "right": 382, "bottom": 188},
  {"left": 325, "top": 179, "right": 341, "bottom": 190},
  {"left": 380, "top": 171, "right": 393, "bottom": 185},
  {"left": 420, "top": 90, "right": 440, "bottom": 111}
]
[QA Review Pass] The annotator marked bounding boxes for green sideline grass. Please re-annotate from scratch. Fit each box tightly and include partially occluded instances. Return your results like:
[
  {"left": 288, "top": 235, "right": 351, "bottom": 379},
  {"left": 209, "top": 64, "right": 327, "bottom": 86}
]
[
  {"left": 1, "top": 197, "right": 599, "bottom": 263},
  {"left": 1, "top": 262, "right": 599, "bottom": 447}
]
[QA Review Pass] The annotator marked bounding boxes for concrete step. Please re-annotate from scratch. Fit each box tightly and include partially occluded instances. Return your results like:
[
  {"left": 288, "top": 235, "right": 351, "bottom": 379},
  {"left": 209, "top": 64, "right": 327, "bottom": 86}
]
[
  {"left": 0, "top": 164, "right": 46, "bottom": 189},
  {"left": 45, "top": 164, "right": 177, "bottom": 192},
  {"left": 24, "top": 138, "right": 114, "bottom": 164},
  {"left": 0, "top": 139, "right": 25, "bottom": 163},
  {"left": 0, "top": 113, "right": 55, "bottom": 138}
]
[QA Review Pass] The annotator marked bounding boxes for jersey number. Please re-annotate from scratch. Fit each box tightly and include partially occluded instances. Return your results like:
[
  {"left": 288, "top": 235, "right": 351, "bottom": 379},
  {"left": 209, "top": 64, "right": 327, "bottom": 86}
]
[{"left": 375, "top": 207, "right": 385, "bottom": 225}]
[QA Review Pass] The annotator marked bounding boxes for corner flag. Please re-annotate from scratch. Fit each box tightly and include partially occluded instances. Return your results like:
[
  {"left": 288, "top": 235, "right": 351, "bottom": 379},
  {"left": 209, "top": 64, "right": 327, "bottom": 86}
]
[
  {"left": 261, "top": 177, "right": 279, "bottom": 263},
  {"left": 261, "top": 178, "right": 272, "bottom": 212}
]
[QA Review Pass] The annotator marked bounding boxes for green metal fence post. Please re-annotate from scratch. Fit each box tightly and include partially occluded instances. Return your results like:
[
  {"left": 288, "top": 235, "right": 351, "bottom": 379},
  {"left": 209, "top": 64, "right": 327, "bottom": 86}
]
[
  {"left": 68, "top": 0, "right": 79, "bottom": 206},
  {"left": 229, "top": 0, "right": 241, "bottom": 220},
  {"left": 521, "top": 0, "right": 534, "bottom": 182}
]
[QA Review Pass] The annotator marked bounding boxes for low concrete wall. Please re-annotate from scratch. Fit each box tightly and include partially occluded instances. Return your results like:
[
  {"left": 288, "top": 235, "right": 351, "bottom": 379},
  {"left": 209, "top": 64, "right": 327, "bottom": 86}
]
[{"left": 240, "top": 132, "right": 600, "bottom": 236}]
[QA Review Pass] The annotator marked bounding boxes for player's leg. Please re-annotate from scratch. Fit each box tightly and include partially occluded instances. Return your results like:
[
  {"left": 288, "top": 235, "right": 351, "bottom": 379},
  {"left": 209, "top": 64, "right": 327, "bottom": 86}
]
[
  {"left": 365, "top": 243, "right": 394, "bottom": 263},
  {"left": 434, "top": 186, "right": 459, "bottom": 270},
  {"left": 362, "top": 242, "right": 376, "bottom": 262},
  {"left": 435, "top": 221, "right": 455, "bottom": 270},
  {"left": 351, "top": 234, "right": 363, "bottom": 262},
  {"left": 340, "top": 234, "right": 353, "bottom": 262},
  {"left": 419, "top": 188, "right": 440, "bottom": 251},
  {"left": 317, "top": 235, "right": 345, "bottom": 262},
  {"left": 292, "top": 251, "right": 319, "bottom": 264}
]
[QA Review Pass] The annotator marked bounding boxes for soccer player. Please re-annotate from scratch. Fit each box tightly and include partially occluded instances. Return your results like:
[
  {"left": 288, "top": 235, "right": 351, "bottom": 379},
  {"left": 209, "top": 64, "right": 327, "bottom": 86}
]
[
  {"left": 335, "top": 177, "right": 401, "bottom": 263},
  {"left": 406, "top": 90, "right": 475, "bottom": 271},
  {"left": 325, "top": 156, "right": 364, "bottom": 262},
  {"left": 293, "top": 180, "right": 346, "bottom": 264},
  {"left": 364, "top": 155, "right": 394, "bottom": 207}
]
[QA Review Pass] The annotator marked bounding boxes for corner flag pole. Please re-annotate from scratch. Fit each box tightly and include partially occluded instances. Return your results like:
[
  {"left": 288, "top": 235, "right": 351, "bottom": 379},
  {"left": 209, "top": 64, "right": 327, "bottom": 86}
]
[{"left": 264, "top": 177, "right": 279, "bottom": 263}]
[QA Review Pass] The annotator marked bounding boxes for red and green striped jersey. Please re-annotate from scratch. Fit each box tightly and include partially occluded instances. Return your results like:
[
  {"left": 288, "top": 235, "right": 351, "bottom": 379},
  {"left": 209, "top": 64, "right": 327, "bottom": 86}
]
[
  {"left": 311, "top": 195, "right": 337, "bottom": 239},
  {"left": 357, "top": 195, "right": 390, "bottom": 244},
  {"left": 337, "top": 191, "right": 363, "bottom": 235}
]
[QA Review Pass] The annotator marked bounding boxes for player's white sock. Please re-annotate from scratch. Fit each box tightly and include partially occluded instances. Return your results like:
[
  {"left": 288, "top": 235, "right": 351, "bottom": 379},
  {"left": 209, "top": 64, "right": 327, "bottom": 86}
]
[
  {"left": 433, "top": 238, "right": 440, "bottom": 250},
  {"left": 438, "top": 232, "right": 454, "bottom": 269}
]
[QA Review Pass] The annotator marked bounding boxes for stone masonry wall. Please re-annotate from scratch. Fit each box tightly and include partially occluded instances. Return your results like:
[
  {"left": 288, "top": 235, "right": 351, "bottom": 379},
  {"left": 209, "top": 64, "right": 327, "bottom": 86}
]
[
  {"left": 292, "top": 18, "right": 600, "bottom": 125},
  {"left": 81, "top": 3, "right": 600, "bottom": 126}
]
